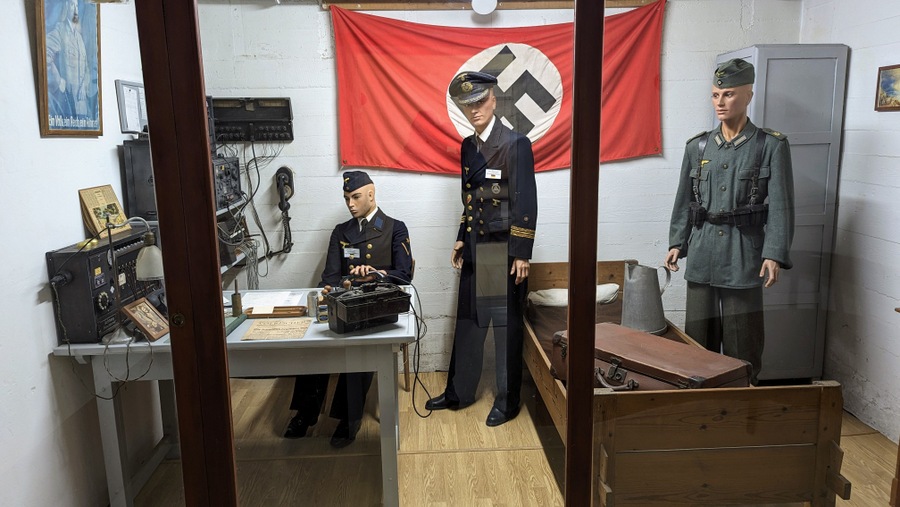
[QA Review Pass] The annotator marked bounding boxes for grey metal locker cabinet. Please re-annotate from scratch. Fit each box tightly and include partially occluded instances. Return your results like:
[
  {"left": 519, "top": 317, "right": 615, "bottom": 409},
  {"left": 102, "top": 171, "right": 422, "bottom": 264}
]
[{"left": 715, "top": 44, "right": 849, "bottom": 380}]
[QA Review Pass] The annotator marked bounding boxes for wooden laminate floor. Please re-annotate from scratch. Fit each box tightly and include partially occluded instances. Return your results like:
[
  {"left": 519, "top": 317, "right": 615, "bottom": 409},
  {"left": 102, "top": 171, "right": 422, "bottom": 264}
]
[{"left": 135, "top": 372, "right": 896, "bottom": 506}]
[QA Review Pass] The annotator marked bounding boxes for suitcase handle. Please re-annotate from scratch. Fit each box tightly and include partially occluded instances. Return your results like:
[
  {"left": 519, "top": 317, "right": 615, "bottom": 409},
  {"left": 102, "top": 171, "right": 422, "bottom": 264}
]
[{"left": 595, "top": 367, "right": 639, "bottom": 391}]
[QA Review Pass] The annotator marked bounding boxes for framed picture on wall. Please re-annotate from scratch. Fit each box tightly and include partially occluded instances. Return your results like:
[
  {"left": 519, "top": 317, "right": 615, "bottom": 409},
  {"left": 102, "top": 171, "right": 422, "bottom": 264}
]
[
  {"left": 36, "top": 0, "right": 103, "bottom": 137},
  {"left": 875, "top": 64, "right": 900, "bottom": 112}
]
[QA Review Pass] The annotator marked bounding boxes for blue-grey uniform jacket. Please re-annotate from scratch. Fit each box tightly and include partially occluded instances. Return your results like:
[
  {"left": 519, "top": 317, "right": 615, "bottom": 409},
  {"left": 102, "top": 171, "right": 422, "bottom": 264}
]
[
  {"left": 320, "top": 208, "right": 413, "bottom": 286},
  {"left": 456, "top": 119, "right": 537, "bottom": 259},
  {"left": 669, "top": 120, "right": 795, "bottom": 288}
]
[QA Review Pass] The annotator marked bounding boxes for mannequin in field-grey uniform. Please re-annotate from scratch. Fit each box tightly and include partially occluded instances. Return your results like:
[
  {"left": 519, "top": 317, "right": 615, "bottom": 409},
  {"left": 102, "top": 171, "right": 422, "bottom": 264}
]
[{"left": 665, "top": 59, "right": 795, "bottom": 384}]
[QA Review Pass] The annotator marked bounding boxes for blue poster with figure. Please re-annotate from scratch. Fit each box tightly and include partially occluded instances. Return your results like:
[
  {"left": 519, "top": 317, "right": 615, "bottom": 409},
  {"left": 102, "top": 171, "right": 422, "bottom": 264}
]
[{"left": 38, "top": 0, "right": 102, "bottom": 136}]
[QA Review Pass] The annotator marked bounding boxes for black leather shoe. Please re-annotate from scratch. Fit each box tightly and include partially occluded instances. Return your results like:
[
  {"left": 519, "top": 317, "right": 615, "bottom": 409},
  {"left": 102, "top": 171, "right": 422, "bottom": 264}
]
[
  {"left": 330, "top": 419, "right": 362, "bottom": 448},
  {"left": 425, "top": 394, "right": 462, "bottom": 411},
  {"left": 284, "top": 415, "right": 314, "bottom": 439},
  {"left": 486, "top": 406, "right": 520, "bottom": 427}
]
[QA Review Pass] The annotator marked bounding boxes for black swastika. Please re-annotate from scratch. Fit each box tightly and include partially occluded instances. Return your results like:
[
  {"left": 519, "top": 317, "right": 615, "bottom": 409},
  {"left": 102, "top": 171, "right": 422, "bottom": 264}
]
[{"left": 480, "top": 46, "right": 556, "bottom": 136}]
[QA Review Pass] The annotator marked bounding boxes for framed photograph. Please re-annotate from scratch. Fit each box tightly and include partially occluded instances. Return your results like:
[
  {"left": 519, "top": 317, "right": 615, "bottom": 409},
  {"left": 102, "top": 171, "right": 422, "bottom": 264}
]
[
  {"left": 875, "top": 64, "right": 900, "bottom": 112},
  {"left": 36, "top": 0, "right": 103, "bottom": 137},
  {"left": 115, "top": 80, "right": 147, "bottom": 134},
  {"left": 122, "top": 297, "right": 169, "bottom": 342}
]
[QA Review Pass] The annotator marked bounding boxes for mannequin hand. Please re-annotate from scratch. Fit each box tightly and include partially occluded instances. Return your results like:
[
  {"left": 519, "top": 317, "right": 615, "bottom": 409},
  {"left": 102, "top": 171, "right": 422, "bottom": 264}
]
[
  {"left": 451, "top": 241, "right": 464, "bottom": 269},
  {"left": 760, "top": 259, "right": 780, "bottom": 288},
  {"left": 511, "top": 258, "right": 530, "bottom": 285},
  {"left": 664, "top": 248, "right": 681, "bottom": 272}
]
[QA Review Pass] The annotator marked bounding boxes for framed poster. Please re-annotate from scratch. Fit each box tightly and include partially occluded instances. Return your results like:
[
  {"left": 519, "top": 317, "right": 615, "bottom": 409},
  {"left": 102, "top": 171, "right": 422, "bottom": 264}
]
[
  {"left": 875, "top": 64, "right": 900, "bottom": 112},
  {"left": 36, "top": 0, "right": 103, "bottom": 137}
]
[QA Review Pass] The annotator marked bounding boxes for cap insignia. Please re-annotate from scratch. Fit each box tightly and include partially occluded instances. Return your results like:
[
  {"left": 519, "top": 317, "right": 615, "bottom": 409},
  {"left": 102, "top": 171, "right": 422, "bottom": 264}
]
[{"left": 461, "top": 82, "right": 473, "bottom": 93}]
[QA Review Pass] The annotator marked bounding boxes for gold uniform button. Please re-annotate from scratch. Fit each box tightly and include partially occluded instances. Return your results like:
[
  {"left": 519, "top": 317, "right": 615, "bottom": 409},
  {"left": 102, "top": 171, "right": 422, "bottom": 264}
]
[
  {"left": 524, "top": 216, "right": 529, "bottom": 222},
  {"left": 466, "top": 183, "right": 471, "bottom": 189},
  {"left": 468, "top": 205, "right": 473, "bottom": 210},
  {"left": 479, "top": 220, "right": 484, "bottom": 224},
  {"left": 466, "top": 227, "right": 472, "bottom": 232},
  {"left": 479, "top": 231, "right": 485, "bottom": 236},
  {"left": 468, "top": 216, "right": 473, "bottom": 222},
  {"left": 367, "top": 244, "right": 373, "bottom": 249},
  {"left": 366, "top": 253, "right": 372, "bottom": 259}
]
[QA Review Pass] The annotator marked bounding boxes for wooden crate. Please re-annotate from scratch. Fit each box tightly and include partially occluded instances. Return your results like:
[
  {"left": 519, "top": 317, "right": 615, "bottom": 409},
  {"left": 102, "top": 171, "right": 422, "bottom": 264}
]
[{"left": 523, "top": 261, "right": 851, "bottom": 506}]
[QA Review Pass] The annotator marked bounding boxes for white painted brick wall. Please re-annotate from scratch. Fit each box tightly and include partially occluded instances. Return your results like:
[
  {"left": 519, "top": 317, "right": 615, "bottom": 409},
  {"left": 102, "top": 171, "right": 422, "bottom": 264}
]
[
  {"left": 199, "top": 0, "right": 803, "bottom": 372},
  {"left": 801, "top": 0, "right": 900, "bottom": 443}
]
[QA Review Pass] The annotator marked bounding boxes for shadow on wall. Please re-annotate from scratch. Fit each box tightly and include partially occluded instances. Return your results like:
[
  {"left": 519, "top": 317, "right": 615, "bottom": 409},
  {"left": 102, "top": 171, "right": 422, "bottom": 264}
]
[{"left": 822, "top": 194, "right": 900, "bottom": 437}]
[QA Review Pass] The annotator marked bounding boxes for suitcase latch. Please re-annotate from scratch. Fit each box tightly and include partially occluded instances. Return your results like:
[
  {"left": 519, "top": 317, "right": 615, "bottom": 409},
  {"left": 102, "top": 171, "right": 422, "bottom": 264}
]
[
  {"left": 607, "top": 356, "right": 625, "bottom": 382},
  {"left": 596, "top": 357, "right": 639, "bottom": 391}
]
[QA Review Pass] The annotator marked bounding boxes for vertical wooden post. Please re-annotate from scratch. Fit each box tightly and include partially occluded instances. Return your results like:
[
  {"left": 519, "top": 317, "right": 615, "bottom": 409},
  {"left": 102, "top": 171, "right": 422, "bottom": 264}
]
[
  {"left": 892, "top": 437, "right": 899, "bottom": 506},
  {"left": 566, "top": 1, "right": 604, "bottom": 506},
  {"left": 133, "top": 1, "right": 238, "bottom": 505},
  {"left": 893, "top": 309, "right": 899, "bottom": 507}
]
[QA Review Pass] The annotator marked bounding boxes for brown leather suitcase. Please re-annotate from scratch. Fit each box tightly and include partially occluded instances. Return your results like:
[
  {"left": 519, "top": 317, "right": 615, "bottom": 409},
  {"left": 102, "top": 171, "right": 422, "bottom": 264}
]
[{"left": 550, "top": 322, "right": 750, "bottom": 390}]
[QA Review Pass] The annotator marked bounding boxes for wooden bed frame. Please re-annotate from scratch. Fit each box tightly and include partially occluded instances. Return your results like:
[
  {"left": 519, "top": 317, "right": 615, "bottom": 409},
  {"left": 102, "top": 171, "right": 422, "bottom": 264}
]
[{"left": 523, "top": 261, "right": 851, "bottom": 506}]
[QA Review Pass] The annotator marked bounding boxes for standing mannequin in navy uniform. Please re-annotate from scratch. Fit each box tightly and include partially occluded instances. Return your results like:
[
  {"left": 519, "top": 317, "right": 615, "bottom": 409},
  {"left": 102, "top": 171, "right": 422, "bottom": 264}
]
[
  {"left": 286, "top": 171, "right": 413, "bottom": 446},
  {"left": 426, "top": 71, "right": 538, "bottom": 427},
  {"left": 665, "top": 59, "right": 794, "bottom": 384}
]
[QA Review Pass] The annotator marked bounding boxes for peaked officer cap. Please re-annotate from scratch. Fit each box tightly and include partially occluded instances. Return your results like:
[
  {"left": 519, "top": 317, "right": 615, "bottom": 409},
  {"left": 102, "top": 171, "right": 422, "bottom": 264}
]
[
  {"left": 449, "top": 71, "right": 498, "bottom": 105},
  {"left": 714, "top": 59, "right": 755, "bottom": 88}
]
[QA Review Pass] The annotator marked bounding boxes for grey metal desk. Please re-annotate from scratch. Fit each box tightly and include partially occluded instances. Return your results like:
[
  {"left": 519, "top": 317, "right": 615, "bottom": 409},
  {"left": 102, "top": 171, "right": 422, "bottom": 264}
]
[{"left": 52, "top": 289, "right": 416, "bottom": 507}]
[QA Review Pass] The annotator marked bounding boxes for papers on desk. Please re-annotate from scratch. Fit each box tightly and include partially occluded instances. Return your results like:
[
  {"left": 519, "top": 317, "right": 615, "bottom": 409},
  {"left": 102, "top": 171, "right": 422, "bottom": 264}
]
[
  {"left": 223, "top": 290, "right": 308, "bottom": 309},
  {"left": 241, "top": 318, "right": 313, "bottom": 341}
]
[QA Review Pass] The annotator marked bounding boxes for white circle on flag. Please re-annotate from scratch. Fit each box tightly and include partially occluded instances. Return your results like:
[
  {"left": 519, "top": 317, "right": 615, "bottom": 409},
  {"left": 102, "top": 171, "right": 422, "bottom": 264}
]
[{"left": 447, "top": 43, "right": 563, "bottom": 143}]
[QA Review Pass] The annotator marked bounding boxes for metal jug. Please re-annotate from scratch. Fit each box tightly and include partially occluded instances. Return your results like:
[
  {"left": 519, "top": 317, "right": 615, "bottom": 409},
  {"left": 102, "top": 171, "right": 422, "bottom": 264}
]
[{"left": 621, "top": 263, "right": 671, "bottom": 335}]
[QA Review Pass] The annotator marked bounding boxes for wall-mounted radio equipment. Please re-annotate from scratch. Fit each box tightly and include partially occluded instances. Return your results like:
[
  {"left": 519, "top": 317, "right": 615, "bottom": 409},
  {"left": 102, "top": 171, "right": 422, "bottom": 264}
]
[
  {"left": 122, "top": 138, "right": 242, "bottom": 214},
  {"left": 47, "top": 228, "right": 165, "bottom": 344},
  {"left": 213, "top": 155, "right": 243, "bottom": 210},
  {"left": 210, "top": 97, "right": 294, "bottom": 142}
]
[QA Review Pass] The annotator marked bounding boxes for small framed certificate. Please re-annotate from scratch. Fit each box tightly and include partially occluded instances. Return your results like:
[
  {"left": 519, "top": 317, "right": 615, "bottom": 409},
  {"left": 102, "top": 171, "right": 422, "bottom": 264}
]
[{"left": 115, "top": 79, "right": 148, "bottom": 133}]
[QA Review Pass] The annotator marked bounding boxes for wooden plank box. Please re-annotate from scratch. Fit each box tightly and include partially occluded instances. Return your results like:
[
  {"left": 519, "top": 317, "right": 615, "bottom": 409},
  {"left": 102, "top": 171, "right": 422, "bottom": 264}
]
[{"left": 523, "top": 260, "right": 851, "bottom": 506}]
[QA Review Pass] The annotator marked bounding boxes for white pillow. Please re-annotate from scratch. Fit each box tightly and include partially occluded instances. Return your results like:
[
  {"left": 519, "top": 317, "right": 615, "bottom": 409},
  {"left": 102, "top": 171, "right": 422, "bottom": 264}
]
[{"left": 527, "top": 283, "right": 619, "bottom": 307}]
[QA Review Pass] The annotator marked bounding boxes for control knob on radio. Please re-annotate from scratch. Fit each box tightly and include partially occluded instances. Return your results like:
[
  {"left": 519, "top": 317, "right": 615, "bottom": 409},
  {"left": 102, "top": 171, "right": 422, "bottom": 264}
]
[{"left": 95, "top": 291, "right": 110, "bottom": 311}]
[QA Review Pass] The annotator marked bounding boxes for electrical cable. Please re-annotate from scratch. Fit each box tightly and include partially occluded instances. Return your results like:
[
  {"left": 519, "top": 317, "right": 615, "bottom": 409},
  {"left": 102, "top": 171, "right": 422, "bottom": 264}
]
[
  {"left": 50, "top": 244, "right": 156, "bottom": 401},
  {"left": 384, "top": 273, "right": 433, "bottom": 419},
  {"left": 241, "top": 238, "right": 261, "bottom": 290}
]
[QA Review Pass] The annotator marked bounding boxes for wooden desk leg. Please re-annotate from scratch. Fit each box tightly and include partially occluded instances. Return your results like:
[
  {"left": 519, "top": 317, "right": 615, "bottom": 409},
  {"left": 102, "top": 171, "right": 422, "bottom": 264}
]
[
  {"left": 376, "top": 344, "right": 401, "bottom": 507},
  {"left": 91, "top": 358, "right": 134, "bottom": 507}
]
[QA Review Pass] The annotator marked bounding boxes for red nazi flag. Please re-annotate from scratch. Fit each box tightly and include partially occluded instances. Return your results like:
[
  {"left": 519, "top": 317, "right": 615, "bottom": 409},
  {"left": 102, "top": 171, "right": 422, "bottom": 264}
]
[{"left": 332, "top": 0, "right": 665, "bottom": 174}]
